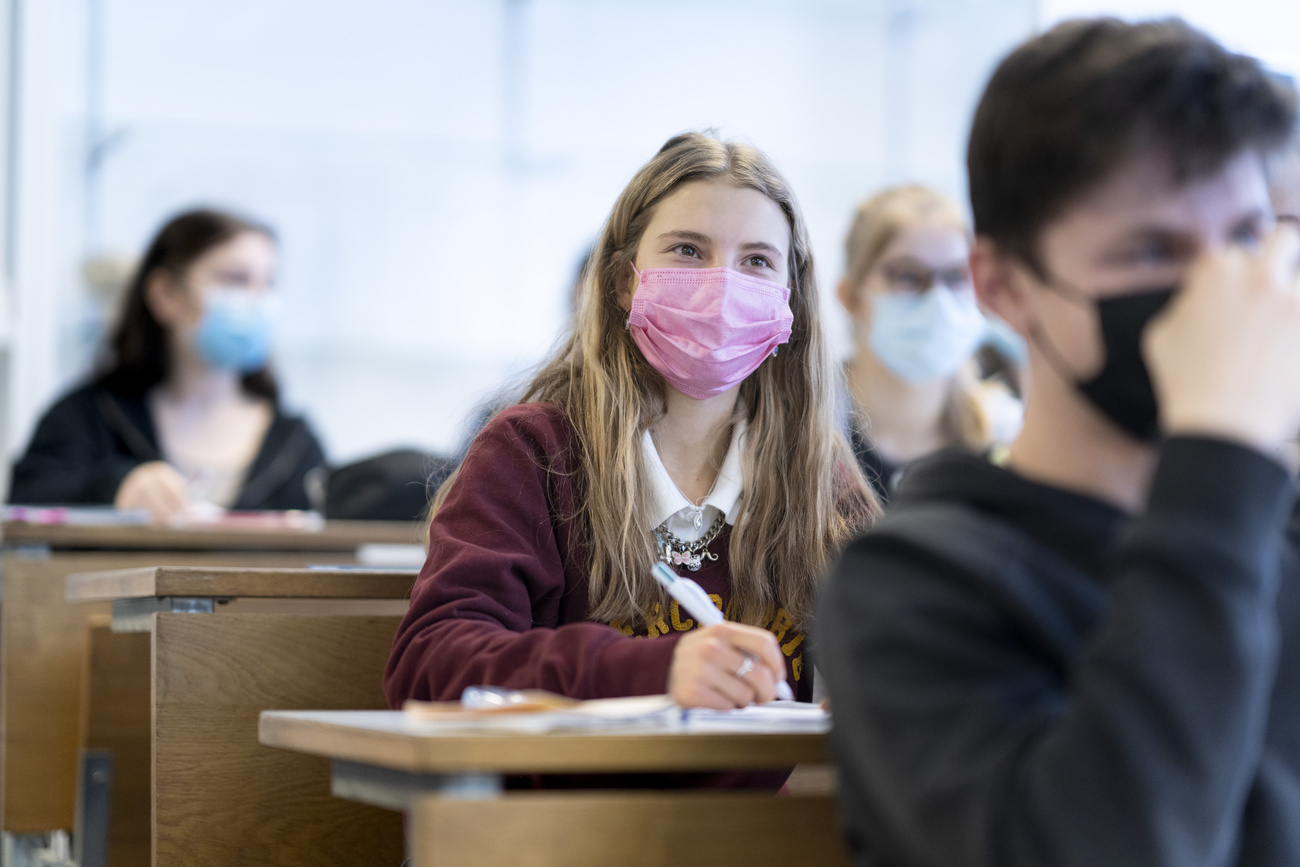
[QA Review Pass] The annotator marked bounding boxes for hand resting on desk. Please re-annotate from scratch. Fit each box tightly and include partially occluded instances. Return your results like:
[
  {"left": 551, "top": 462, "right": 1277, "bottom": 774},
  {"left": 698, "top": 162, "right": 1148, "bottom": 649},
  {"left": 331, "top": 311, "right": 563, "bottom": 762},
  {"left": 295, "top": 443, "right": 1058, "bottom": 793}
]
[{"left": 114, "top": 460, "right": 189, "bottom": 523}]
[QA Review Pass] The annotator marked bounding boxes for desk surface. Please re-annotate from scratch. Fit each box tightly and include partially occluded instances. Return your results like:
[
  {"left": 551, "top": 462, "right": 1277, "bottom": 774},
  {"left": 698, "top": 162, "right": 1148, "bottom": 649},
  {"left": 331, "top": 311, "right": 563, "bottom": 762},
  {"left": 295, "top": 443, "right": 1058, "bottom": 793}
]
[
  {"left": 260, "top": 710, "right": 829, "bottom": 774},
  {"left": 66, "top": 565, "right": 418, "bottom": 602},
  {"left": 2, "top": 519, "right": 420, "bottom": 551}
]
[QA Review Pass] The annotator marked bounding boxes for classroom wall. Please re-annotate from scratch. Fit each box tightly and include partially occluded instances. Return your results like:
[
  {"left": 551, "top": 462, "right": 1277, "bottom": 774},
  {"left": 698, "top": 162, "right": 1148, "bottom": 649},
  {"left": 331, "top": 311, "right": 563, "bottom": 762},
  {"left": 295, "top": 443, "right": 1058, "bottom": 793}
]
[
  {"left": 1039, "top": 0, "right": 1300, "bottom": 77},
  {"left": 0, "top": 0, "right": 68, "bottom": 500},
  {"left": 2, "top": 0, "right": 1037, "bottom": 474}
]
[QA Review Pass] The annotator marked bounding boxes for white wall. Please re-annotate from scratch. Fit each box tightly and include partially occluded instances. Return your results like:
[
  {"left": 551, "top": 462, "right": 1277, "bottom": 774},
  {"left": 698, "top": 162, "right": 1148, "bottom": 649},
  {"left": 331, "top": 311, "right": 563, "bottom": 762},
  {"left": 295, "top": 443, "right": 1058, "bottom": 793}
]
[
  {"left": 1039, "top": 0, "right": 1300, "bottom": 78},
  {"left": 0, "top": 0, "right": 87, "bottom": 498},
  {"left": 3, "top": 0, "right": 1036, "bottom": 474},
  {"left": 0, "top": 0, "right": 12, "bottom": 500}
]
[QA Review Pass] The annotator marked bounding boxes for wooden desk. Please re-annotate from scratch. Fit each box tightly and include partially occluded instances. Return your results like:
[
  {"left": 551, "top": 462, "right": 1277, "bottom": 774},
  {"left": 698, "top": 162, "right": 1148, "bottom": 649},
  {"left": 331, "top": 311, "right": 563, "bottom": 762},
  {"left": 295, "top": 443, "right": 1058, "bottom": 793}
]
[
  {"left": 66, "top": 564, "right": 418, "bottom": 628},
  {"left": 68, "top": 565, "right": 416, "bottom": 867},
  {"left": 2, "top": 519, "right": 417, "bottom": 551},
  {"left": 259, "top": 710, "right": 851, "bottom": 867},
  {"left": 0, "top": 519, "right": 418, "bottom": 860}
]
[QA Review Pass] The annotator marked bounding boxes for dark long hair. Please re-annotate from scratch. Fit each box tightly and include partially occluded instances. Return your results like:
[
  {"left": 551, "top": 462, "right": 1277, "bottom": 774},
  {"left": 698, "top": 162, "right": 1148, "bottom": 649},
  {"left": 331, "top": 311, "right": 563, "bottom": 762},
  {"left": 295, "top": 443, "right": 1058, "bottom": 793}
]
[{"left": 96, "top": 208, "right": 280, "bottom": 401}]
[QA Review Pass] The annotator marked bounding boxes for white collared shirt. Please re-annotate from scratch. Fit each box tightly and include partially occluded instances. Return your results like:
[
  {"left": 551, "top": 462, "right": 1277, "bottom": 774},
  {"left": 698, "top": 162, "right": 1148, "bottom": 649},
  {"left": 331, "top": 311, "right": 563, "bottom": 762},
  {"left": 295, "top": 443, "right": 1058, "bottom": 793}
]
[{"left": 643, "top": 418, "right": 747, "bottom": 543}]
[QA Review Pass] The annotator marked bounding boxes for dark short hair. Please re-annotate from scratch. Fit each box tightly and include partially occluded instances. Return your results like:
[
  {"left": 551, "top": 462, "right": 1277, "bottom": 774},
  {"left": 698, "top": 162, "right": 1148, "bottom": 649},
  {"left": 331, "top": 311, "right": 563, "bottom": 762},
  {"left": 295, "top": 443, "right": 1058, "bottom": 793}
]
[
  {"left": 968, "top": 17, "right": 1298, "bottom": 273},
  {"left": 96, "top": 208, "right": 279, "bottom": 401}
]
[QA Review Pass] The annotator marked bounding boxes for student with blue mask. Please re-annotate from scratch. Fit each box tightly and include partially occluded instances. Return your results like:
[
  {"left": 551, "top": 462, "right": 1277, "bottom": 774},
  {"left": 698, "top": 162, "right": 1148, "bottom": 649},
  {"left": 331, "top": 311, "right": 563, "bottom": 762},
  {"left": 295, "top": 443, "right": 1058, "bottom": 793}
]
[
  {"left": 9, "top": 208, "right": 325, "bottom": 521},
  {"left": 837, "top": 186, "right": 1022, "bottom": 503}
]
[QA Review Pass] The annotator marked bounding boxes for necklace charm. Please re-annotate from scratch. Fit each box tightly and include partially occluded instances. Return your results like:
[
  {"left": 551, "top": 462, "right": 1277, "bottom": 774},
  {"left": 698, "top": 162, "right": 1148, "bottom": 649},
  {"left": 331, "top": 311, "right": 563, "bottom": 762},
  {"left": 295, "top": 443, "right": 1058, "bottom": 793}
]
[
  {"left": 692, "top": 508, "right": 704, "bottom": 531},
  {"left": 669, "top": 548, "right": 702, "bottom": 570},
  {"left": 655, "top": 513, "right": 725, "bottom": 573}
]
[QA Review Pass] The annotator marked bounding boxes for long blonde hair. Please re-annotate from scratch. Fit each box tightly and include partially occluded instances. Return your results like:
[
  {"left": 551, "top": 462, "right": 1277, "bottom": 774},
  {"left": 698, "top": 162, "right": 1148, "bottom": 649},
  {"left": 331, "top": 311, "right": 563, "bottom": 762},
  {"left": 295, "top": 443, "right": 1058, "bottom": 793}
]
[
  {"left": 843, "top": 184, "right": 992, "bottom": 447},
  {"left": 435, "top": 132, "right": 876, "bottom": 629}
]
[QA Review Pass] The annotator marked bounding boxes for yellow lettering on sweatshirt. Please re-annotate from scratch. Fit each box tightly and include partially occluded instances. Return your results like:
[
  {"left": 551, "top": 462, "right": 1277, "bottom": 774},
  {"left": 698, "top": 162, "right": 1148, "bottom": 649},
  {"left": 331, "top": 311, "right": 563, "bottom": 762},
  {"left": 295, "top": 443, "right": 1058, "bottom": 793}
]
[
  {"left": 769, "top": 608, "right": 795, "bottom": 642},
  {"left": 670, "top": 601, "right": 694, "bottom": 632},
  {"left": 645, "top": 603, "right": 669, "bottom": 638}
]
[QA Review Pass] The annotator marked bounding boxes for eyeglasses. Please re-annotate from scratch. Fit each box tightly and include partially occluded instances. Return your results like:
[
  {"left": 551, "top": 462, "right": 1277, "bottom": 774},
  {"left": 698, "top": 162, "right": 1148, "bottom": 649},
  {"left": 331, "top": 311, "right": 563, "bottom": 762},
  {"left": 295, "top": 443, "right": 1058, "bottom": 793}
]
[{"left": 879, "top": 259, "right": 972, "bottom": 294}]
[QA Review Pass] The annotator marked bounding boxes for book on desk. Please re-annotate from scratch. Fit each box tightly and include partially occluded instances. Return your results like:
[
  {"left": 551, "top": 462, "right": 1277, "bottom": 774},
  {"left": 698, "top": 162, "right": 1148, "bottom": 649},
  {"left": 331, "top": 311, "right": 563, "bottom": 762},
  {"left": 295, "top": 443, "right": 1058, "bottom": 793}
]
[{"left": 402, "top": 691, "right": 831, "bottom": 734}]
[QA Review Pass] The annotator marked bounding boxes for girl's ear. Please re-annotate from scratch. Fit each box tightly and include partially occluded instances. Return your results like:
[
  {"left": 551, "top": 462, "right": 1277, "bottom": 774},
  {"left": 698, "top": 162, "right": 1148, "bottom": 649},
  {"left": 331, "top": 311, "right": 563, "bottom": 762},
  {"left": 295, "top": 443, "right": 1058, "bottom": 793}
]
[
  {"left": 616, "top": 260, "right": 638, "bottom": 312},
  {"left": 836, "top": 278, "right": 862, "bottom": 316},
  {"left": 144, "top": 269, "right": 189, "bottom": 328},
  {"left": 970, "top": 237, "right": 1033, "bottom": 339}
]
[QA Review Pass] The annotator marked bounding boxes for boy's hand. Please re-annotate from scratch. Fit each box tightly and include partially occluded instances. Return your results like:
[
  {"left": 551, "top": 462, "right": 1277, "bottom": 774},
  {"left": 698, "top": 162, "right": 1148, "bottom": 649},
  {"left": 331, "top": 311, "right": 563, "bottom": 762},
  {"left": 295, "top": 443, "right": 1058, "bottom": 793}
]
[{"left": 1145, "top": 223, "right": 1300, "bottom": 455}]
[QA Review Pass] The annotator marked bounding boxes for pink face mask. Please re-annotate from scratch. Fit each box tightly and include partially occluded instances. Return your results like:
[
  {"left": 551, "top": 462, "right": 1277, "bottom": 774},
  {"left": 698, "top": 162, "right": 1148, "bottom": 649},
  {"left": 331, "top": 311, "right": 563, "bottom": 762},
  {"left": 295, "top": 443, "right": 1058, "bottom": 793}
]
[{"left": 628, "top": 264, "right": 794, "bottom": 400}]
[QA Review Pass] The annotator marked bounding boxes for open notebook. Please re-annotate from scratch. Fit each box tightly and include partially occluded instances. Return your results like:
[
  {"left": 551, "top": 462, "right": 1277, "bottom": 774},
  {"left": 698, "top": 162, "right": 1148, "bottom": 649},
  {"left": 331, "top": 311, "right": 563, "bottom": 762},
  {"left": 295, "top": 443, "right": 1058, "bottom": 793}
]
[{"left": 402, "top": 692, "right": 829, "bottom": 735}]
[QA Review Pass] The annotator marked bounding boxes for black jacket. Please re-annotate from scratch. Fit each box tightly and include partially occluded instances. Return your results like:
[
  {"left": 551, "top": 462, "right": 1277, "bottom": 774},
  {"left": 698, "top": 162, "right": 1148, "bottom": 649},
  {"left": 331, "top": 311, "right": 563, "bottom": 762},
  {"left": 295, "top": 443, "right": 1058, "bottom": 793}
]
[
  {"left": 8, "top": 383, "right": 326, "bottom": 511},
  {"left": 818, "top": 437, "right": 1300, "bottom": 867},
  {"left": 848, "top": 424, "right": 903, "bottom": 508}
]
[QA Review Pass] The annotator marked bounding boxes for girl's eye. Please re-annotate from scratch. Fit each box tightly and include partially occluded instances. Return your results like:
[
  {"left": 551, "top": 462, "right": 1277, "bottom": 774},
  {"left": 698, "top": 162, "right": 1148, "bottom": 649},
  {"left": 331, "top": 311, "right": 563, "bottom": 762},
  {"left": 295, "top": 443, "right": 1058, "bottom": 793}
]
[
  {"left": 1232, "top": 222, "right": 1264, "bottom": 249},
  {"left": 745, "top": 255, "right": 772, "bottom": 269},
  {"left": 1128, "top": 242, "right": 1174, "bottom": 267},
  {"left": 673, "top": 244, "right": 699, "bottom": 258},
  {"left": 214, "top": 271, "right": 254, "bottom": 287},
  {"left": 938, "top": 268, "right": 971, "bottom": 289},
  {"left": 884, "top": 269, "right": 929, "bottom": 293}
]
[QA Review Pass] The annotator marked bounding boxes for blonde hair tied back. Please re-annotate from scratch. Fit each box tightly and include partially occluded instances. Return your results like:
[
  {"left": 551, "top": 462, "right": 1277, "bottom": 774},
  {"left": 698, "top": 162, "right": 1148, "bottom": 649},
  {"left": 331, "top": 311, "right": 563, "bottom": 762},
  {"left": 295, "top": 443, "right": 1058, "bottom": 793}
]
[{"left": 844, "top": 185, "right": 994, "bottom": 448}]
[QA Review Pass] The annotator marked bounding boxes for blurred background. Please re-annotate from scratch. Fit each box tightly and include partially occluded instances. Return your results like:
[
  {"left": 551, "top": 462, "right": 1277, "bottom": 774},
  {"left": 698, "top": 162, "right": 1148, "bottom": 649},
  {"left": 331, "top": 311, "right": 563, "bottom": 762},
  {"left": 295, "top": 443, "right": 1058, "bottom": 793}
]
[{"left": 0, "top": 0, "right": 1296, "bottom": 493}]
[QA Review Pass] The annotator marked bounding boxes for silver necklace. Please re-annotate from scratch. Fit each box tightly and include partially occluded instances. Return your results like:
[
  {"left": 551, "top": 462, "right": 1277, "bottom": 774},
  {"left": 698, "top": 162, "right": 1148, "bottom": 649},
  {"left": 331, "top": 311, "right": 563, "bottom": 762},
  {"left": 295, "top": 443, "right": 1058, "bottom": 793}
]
[
  {"left": 683, "top": 484, "right": 716, "bottom": 531},
  {"left": 654, "top": 513, "right": 725, "bottom": 571},
  {"left": 652, "top": 431, "right": 722, "bottom": 531}
]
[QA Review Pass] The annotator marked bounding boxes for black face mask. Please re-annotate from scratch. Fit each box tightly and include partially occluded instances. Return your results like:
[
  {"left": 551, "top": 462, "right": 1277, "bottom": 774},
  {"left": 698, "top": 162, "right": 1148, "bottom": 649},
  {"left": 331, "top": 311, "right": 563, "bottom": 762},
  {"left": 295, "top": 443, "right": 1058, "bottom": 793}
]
[
  {"left": 1033, "top": 284, "right": 1177, "bottom": 442},
  {"left": 1076, "top": 288, "right": 1177, "bottom": 441}
]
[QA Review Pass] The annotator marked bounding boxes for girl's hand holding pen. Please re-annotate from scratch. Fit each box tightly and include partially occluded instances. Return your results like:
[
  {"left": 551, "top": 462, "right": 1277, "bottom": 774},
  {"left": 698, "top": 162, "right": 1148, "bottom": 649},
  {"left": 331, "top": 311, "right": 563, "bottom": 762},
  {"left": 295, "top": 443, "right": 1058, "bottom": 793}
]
[
  {"left": 667, "top": 622, "right": 788, "bottom": 710},
  {"left": 650, "top": 561, "right": 795, "bottom": 708}
]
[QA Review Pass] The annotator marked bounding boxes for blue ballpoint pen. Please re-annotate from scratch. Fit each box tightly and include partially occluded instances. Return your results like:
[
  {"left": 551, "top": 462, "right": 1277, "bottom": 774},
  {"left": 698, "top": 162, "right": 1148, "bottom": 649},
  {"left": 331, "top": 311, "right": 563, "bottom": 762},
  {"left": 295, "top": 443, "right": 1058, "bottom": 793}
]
[{"left": 651, "top": 561, "right": 795, "bottom": 702}]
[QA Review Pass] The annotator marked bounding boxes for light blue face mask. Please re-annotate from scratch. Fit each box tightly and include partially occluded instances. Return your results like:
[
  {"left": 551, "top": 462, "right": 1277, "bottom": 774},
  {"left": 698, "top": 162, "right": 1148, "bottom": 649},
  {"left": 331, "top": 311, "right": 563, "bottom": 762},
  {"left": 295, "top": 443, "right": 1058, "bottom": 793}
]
[
  {"left": 193, "top": 288, "right": 276, "bottom": 373},
  {"left": 868, "top": 286, "right": 988, "bottom": 382},
  {"left": 982, "top": 314, "right": 1029, "bottom": 365}
]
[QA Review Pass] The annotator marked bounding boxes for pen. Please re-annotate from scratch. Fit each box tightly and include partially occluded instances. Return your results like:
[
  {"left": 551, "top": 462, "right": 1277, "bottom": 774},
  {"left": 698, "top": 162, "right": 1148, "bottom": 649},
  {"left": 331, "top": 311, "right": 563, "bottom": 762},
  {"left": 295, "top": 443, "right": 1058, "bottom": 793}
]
[{"left": 651, "top": 561, "right": 795, "bottom": 702}]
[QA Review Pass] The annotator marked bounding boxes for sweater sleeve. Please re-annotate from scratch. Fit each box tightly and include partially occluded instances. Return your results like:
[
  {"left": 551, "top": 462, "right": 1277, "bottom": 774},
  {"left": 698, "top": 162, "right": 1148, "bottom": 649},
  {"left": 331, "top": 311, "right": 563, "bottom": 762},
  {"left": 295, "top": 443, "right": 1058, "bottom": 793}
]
[
  {"left": 818, "top": 437, "right": 1294, "bottom": 867},
  {"left": 383, "top": 406, "right": 680, "bottom": 706},
  {"left": 8, "top": 391, "right": 143, "bottom": 505}
]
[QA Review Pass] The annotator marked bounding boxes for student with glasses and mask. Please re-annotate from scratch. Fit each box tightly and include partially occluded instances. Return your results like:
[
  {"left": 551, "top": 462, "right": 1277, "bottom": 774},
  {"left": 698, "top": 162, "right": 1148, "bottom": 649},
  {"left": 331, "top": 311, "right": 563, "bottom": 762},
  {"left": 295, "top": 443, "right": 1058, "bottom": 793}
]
[
  {"left": 838, "top": 186, "right": 1022, "bottom": 504},
  {"left": 9, "top": 208, "right": 325, "bottom": 522},
  {"left": 818, "top": 18, "right": 1300, "bottom": 866}
]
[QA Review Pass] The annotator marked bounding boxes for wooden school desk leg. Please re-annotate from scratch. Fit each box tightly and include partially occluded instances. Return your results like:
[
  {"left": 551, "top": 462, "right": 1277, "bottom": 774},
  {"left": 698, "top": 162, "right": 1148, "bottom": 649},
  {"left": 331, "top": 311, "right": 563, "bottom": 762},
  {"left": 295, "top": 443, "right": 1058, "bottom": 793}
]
[
  {"left": 78, "top": 617, "right": 150, "bottom": 867},
  {"left": 409, "top": 791, "right": 853, "bottom": 867},
  {"left": 1, "top": 550, "right": 112, "bottom": 838},
  {"left": 152, "top": 613, "right": 404, "bottom": 867},
  {"left": 327, "top": 762, "right": 503, "bottom": 863}
]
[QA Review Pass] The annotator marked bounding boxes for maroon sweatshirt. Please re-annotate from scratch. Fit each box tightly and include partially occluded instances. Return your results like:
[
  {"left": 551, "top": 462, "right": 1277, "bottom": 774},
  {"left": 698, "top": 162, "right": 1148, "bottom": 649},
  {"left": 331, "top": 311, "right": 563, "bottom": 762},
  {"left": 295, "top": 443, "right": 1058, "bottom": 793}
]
[{"left": 384, "top": 402, "right": 816, "bottom": 707}]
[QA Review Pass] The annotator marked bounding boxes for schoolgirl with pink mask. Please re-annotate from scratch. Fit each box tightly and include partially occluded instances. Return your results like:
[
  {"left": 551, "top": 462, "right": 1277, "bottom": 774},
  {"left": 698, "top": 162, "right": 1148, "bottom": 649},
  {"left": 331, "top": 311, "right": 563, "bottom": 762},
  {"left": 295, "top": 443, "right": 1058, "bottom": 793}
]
[{"left": 385, "top": 132, "right": 876, "bottom": 720}]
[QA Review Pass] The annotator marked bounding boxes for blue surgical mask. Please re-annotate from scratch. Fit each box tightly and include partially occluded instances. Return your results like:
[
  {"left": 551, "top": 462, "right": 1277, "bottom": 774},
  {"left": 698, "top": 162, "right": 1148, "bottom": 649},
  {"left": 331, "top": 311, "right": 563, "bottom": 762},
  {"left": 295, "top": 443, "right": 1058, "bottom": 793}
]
[
  {"left": 193, "top": 287, "right": 276, "bottom": 372},
  {"left": 868, "top": 287, "right": 988, "bottom": 382},
  {"left": 982, "top": 314, "right": 1029, "bottom": 365}
]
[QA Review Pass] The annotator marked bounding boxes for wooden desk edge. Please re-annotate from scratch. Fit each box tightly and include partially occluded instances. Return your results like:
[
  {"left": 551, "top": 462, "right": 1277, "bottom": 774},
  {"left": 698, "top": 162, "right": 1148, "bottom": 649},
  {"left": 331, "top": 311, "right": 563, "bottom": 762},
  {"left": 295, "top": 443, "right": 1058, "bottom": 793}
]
[
  {"left": 258, "top": 712, "right": 831, "bottom": 774},
  {"left": 66, "top": 565, "right": 418, "bottom": 602},
  {"left": 3, "top": 519, "right": 422, "bottom": 551},
  {"left": 66, "top": 567, "right": 160, "bottom": 601}
]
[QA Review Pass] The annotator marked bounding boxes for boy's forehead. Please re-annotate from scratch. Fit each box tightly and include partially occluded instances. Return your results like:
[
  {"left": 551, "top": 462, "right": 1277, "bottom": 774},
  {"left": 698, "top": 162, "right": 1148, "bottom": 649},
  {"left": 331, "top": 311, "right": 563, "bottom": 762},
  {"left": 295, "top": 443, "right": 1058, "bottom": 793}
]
[{"left": 1049, "top": 148, "right": 1271, "bottom": 243}]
